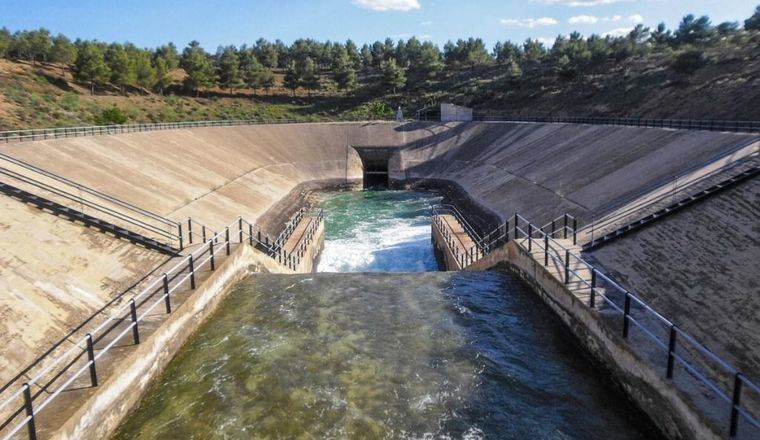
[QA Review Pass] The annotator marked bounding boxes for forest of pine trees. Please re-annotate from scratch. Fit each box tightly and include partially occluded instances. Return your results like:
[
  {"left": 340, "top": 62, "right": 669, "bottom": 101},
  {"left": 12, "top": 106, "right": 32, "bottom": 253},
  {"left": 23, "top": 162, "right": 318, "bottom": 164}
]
[{"left": 0, "top": 6, "right": 758, "bottom": 99}]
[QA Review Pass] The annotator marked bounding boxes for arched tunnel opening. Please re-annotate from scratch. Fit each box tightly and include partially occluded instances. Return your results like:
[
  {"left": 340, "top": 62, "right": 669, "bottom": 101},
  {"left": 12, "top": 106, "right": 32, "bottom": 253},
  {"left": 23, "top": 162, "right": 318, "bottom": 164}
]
[{"left": 353, "top": 147, "right": 395, "bottom": 188}]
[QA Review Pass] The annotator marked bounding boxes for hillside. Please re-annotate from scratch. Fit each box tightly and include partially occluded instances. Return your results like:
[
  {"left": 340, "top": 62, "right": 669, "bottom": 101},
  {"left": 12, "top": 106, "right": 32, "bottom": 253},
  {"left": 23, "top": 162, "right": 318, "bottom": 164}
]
[{"left": 0, "top": 34, "right": 759, "bottom": 130}]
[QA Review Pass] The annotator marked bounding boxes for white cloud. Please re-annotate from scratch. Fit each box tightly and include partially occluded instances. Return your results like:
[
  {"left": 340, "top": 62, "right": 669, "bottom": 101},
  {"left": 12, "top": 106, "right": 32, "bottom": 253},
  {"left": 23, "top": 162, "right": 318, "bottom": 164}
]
[
  {"left": 569, "top": 14, "right": 625, "bottom": 24},
  {"left": 535, "top": 37, "right": 557, "bottom": 46},
  {"left": 419, "top": 34, "right": 432, "bottom": 40},
  {"left": 420, "top": 20, "right": 433, "bottom": 26},
  {"left": 604, "top": 27, "right": 633, "bottom": 37},
  {"left": 569, "top": 15, "right": 599, "bottom": 24},
  {"left": 352, "top": 0, "right": 421, "bottom": 11},
  {"left": 500, "top": 17, "right": 558, "bottom": 28},
  {"left": 628, "top": 14, "right": 643, "bottom": 23},
  {"left": 532, "top": 0, "right": 625, "bottom": 6}
]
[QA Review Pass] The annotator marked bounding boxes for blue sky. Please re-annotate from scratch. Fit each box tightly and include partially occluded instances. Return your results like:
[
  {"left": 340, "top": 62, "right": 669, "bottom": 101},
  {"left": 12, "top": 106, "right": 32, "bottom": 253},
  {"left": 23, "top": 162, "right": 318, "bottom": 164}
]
[{"left": 0, "top": 0, "right": 756, "bottom": 50}]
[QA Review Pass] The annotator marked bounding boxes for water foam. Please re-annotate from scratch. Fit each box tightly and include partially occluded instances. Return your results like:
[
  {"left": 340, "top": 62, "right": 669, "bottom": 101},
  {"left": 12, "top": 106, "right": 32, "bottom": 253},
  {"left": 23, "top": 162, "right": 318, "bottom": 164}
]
[{"left": 317, "top": 191, "right": 440, "bottom": 272}]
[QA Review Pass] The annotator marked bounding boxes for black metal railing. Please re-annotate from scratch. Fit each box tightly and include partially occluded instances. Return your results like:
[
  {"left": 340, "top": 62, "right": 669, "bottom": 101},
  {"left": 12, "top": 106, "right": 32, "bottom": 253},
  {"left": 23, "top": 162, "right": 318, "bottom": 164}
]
[
  {"left": 432, "top": 206, "right": 578, "bottom": 269},
  {"left": 0, "top": 152, "right": 181, "bottom": 250},
  {"left": 0, "top": 219, "right": 244, "bottom": 440},
  {"left": 471, "top": 115, "right": 760, "bottom": 134},
  {"left": 431, "top": 204, "right": 490, "bottom": 268},
  {"left": 580, "top": 142, "right": 759, "bottom": 247},
  {"left": 509, "top": 213, "right": 760, "bottom": 439},
  {"left": 0, "top": 208, "right": 326, "bottom": 440},
  {"left": 0, "top": 117, "right": 394, "bottom": 144}
]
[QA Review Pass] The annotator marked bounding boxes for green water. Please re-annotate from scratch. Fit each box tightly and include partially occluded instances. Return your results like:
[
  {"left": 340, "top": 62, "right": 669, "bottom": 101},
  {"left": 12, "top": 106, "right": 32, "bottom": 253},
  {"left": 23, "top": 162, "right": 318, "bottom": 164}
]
[
  {"left": 114, "top": 272, "right": 658, "bottom": 439},
  {"left": 316, "top": 190, "right": 441, "bottom": 272}
]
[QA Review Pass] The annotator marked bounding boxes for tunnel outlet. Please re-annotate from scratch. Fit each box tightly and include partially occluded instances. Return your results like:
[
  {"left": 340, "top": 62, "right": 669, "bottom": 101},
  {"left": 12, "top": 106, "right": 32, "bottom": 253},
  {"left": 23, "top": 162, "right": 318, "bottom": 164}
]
[{"left": 352, "top": 146, "right": 396, "bottom": 188}]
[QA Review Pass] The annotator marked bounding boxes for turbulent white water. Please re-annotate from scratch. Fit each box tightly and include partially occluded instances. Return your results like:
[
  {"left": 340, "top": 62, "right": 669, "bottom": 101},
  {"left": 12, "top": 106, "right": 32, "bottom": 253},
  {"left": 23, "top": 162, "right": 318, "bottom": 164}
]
[{"left": 316, "top": 190, "right": 442, "bottom": 272}]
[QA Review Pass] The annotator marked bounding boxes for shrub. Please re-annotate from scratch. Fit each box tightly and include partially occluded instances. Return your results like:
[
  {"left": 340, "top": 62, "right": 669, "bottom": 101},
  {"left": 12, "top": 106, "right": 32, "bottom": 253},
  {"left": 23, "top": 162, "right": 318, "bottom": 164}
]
[
  {"left": 95, "top": 106, "right": 127, "bottom": 125},
  {"left": 671, "top": 49, "right": 707, "bottom": 75}
]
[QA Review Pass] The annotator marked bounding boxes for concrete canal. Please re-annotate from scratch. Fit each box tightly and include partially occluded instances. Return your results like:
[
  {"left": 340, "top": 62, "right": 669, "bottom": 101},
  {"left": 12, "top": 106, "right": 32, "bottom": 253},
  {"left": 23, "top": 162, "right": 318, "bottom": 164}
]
[{"left": 113, "top": 191, "right": 659, "bottom": 439}]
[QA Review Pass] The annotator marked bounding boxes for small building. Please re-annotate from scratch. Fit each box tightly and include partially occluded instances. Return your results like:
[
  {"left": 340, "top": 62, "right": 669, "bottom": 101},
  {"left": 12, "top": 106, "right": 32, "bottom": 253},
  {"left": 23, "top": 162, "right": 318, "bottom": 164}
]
[{"left": 440, "top": 103, "right": 473, "bottom": 122}]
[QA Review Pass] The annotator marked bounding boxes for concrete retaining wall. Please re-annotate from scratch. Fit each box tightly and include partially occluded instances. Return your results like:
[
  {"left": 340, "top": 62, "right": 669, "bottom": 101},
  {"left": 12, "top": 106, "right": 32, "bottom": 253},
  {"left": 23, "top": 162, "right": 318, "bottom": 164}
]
[
  {"left": 473, "top": 241, "right": 721, "bottom": 440},
  {"left": 51, "top": 244, "right": 286, "bottom": 440}
]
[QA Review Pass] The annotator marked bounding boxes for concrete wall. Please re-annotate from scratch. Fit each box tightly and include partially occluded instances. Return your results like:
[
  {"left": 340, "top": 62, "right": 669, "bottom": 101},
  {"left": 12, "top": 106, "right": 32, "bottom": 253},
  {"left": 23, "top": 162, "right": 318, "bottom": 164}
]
[
  {"left": 472, "top": 241, "right": 722, "bottom": 440},
  {"left": 52, "top": 244, "right": 287, "bottom": 440},
  {"left": 400, "top": 122, "right": 757, "bottom": 226},
  {"left": 588, "top": 177, "right": 760, "bottom": 382},
  {"left": 440, "top": 103, "right": 473, "bottom": 122},
  {"left": 0, "top": 196, "right": 167, "bottom": 385},
  {"left": 0, "top": 123, "right": 414, "bottom": 232}
]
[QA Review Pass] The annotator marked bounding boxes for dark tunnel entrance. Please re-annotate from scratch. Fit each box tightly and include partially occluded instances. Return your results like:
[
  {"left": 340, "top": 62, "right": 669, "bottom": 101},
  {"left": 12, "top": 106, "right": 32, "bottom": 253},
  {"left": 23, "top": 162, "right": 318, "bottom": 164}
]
[{"left": 353, "top": 147, "right": 395, "bottom": 189}]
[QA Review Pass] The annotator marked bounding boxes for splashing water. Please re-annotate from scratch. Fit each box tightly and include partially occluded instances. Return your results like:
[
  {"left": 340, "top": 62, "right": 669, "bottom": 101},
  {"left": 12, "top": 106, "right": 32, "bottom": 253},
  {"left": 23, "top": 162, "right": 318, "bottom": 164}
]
[{"left": 316, "top": 190, "right": 442, "bottom": 273}]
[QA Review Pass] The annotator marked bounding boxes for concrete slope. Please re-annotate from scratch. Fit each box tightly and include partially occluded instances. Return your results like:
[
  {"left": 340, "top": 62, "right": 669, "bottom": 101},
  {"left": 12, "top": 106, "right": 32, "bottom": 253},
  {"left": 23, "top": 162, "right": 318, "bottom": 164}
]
[
  {"left": 402, "top": 122, "right": 758, "bottom": 226},
  {"left": 0, "top": 123, "right": 414, "bottom": 232},
  {"left": 0, "top": 196, "right": 167, "bottom": 385},
  {"left": 587, "top": 177, "right": 760, "bottom": 381}
]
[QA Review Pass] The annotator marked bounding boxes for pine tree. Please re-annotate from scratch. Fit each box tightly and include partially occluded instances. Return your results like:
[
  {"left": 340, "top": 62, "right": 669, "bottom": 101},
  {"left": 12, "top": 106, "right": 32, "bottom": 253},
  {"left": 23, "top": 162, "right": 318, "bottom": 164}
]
[
  {"left": 382, "top": 59, "right": 406, "bottom": 94},
  {"left": 334, "top": 50, "right": 357, "bottom": 94},
  {"left": 182, "top": 41, "right": 217, "bottom": 97},
  {"left": 506, "top": 59, "right": 522, "bottom": 84},
  {"left": 360, "top": 44, "right": 373, "bottom": 70},
  {"left": 240, "top": 50, "right": 264, "bottom": 95},
  {"left": 260, "top": 68, "right": 275, "bottom": 95},
  {"left": 153, "top": 57, "right": 172, "bottom": 95},
  {"left": 283, "top": 62, "right": 300, "bottom": 96},
  {"left": 134, "top": 51, "right": 156, "bottom": 93},
  {"left": 106, "top": 44, "right": 135, "bottom": 94},
  {"left": 0, "top": 28, "right": 11, "bottom": 58},
  {"left": 415, "top": 42, "right": 443, "bottom": 80},
  {"left": 217, "top": 45, "right": 243, "bottom": 95},
  {"left": 50, "top": 34, "right": 77, "bottom": 74},
  {"left": 74, "top": 42, "right": 110, "bottom": 94},
  {"left": 745, "top": 6, "right": 760, "bottom": 30},
  {"left": 300, "top": 57, "right": 321, "bottom": 97},
  {"left": 154, "top": 43, "right": 180, "bottom": 69}
]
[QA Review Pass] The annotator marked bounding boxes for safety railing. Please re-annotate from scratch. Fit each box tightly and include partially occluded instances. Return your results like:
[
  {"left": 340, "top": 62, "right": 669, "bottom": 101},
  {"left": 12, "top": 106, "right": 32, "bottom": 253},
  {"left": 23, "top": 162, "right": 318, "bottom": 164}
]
[
  {"left": 268, "top": 207, "right": 309, "bottom": 257},
  {"left": 256, "top": 208, "right": 324, "bottom": 271},
  {"left": 0, "top": 117, "right": 394, "bottom": 144},
  {"left": 431, "top": 204, "right": 491, "bottom": 268},
  {"left": 432, "top": 207, "right": 578, "bottom": 269},
  {"left": 538, "top": 213, "right": 578, "bottom": 244},
  {"left": 581, "top": 146, "right": 759, "bottom": 247},
  {"left": 0, "top": 217, "right": 255, "bottom": 440},
  {"left": 0, "top": 152, "right": 181, "bottom": 250},
  {"left": 510, "top": 213, "right": 760, "bottom": 439},
  {"left": 471, "top": 114, "right": 760, "bottom": 134}
]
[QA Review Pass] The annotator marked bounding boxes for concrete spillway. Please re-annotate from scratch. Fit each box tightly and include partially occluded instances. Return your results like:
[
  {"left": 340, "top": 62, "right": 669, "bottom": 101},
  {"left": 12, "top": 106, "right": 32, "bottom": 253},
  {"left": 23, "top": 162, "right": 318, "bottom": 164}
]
[{"left": 0, "top": 121, "right": 757, "bottom": 440}]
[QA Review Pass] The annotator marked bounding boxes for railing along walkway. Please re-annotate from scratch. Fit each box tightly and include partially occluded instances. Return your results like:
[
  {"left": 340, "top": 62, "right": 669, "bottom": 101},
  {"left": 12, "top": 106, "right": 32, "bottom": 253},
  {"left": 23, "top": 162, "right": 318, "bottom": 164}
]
[
  {"left": 579, "top": 147, "right": 760, "bottom": 248},
  {"left": 0, "top": 152, "right": 181, "bottom": 251},
  {"left": 431, "top": 203, "right": 760, "bottom": 438},
  {"left": 503, "top": 213, "right": 760, "bottom": 439},
  {"left": 0, "top": 118, "right": 393, "bottom": 144},
  {"left": 471, "top": 115, "right": 760, "bottom": 134},
  {"left": 0, "top": 206, "right": 329, "bottom": 440}
]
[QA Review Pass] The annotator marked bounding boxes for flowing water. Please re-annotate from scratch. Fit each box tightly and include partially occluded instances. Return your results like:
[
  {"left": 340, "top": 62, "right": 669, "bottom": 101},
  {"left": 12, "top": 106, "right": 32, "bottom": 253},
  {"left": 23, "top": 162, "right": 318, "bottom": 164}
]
[
  {"left": 316, "top": 191, "right": 441, "bottom": 272},
  {"left": 114, "top": 272, "right": 655, "bottom": 439},
  {"left": 114, "top": 190, "right": 658, "bottom": 439}
]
